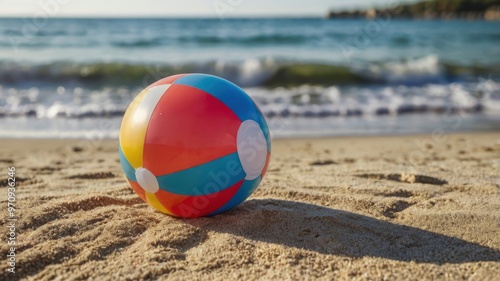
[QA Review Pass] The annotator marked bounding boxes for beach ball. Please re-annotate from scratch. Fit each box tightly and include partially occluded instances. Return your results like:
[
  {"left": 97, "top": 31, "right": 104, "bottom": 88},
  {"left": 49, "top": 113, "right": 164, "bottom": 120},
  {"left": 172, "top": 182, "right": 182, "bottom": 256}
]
[{"left": 119, "top": 74, "right": 271, "bottom": 218}]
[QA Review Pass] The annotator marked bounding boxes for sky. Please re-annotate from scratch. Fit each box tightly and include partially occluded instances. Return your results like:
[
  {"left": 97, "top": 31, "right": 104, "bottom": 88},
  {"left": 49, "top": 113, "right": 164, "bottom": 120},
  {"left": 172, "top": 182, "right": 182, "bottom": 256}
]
[{"left": 0, "top": 0, "right": 416, "bottom": 18}]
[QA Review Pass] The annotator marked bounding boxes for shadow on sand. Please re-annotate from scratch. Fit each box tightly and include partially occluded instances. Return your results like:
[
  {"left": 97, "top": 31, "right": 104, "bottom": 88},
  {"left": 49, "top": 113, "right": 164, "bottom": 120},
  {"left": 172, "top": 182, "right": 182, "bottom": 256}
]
[{"left": 184, "top": 199, "right": 500, "bottom": 264}]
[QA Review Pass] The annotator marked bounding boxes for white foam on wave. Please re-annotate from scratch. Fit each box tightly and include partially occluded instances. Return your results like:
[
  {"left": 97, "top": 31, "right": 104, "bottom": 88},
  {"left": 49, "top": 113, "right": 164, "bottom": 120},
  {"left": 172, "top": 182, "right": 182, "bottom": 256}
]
[
  {"left": 356, "top": 55, "right": 445, "bottom": 84},
  {"left": 247, "top": 79, "right": 500, "bottom": 117},
  {"left": 0, "top": 78, "right": 499, "bottom": 120},
  {"left": 0, "top": 85, "right": 134, "bottom": 118},
  {"left": 208, "top": 58, "right": 278, "bottom": 87}
]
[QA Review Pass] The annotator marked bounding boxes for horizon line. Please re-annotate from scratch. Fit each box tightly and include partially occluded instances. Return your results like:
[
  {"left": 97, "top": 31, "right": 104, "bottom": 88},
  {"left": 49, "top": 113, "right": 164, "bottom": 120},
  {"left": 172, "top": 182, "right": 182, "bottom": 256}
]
[{"left": 0, "top": 14, "right": 327, "bottom": 19}]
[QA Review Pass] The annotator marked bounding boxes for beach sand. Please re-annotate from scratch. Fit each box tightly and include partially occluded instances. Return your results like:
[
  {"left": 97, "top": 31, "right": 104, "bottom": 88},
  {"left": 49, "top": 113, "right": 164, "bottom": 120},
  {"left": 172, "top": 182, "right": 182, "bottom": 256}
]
[{"left": 0, "top": 133, "right": 499, "bottom": 280}]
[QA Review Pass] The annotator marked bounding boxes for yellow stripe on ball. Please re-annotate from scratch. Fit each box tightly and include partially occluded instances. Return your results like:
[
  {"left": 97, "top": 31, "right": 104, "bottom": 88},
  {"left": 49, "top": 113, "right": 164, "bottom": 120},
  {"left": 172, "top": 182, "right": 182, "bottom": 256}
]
[
  {"left": 146, "top": 191, "right": 175, "bottom": 216},
  {"left": 119, "top": 84, "right": 170, "bottom": 169}
]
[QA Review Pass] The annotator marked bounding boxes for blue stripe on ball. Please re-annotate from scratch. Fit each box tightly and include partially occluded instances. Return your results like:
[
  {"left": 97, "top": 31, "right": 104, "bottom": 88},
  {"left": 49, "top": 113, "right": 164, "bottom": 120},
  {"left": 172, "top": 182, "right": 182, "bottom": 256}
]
[
  {"left": 119, "top": 145, "right": 136, "bottom": 181},
  {"left": 174, "top": 74, "right": 260, "bottom": 123},
  {"left": 156, "top": 152, "right": 246, "bottom": 196}
]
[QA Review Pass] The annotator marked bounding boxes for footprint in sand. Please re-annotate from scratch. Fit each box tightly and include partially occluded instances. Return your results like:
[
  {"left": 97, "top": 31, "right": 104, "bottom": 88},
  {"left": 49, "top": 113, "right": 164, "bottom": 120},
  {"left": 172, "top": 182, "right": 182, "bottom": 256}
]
[
  {"left": 66, "top": 172, "right": 116, "bottom": 180},
  {"left": 382, "top": 200, "right": 415, "bottom": 218},
  {"left": 356, "top": 173, "right": 448, "bottom": 185},
  {"left": 310, "top": 160, "right": 337, "bottom": 166},
  {"left": 32, "top": 166, "right": 62, "bottom": 175},
  {"left": 0, "top": 158, "right": 14, "bottom": 164},
  {"left": 375, "top": 189, "right": 415, "bottom": 198}
]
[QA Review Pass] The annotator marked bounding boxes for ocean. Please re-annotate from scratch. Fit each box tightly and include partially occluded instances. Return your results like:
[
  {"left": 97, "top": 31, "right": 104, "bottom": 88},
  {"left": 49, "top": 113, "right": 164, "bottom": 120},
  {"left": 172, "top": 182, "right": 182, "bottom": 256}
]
[{"left": 0, "top": 17, "right": 499, "bottom": 138}]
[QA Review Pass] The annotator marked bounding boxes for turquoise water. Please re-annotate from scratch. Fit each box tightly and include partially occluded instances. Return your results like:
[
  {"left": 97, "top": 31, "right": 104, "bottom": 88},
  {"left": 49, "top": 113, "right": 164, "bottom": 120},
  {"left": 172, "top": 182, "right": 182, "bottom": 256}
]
[
  {"left": 2, "top": 18, "right": 500, "bottom": 65},
  {"left": 0, "top": 18, "right": 499, "bottom": 137}
]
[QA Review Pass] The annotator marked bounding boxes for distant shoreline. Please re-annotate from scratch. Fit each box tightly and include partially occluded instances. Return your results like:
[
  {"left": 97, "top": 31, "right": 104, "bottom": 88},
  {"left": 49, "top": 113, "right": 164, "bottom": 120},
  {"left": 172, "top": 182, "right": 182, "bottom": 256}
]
[
  {"left": 326, "top": 0, "right": 500, "bottom": 21},
  {"left": 325, "top": 11, "right": 500, "bottom": 21}
]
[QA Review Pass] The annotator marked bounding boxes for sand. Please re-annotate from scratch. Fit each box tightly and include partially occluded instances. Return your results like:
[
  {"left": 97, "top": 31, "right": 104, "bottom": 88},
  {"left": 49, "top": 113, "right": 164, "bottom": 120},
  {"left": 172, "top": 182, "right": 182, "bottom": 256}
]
[{"left": 0, "top": 133, "right": 499, "bottom": 280}]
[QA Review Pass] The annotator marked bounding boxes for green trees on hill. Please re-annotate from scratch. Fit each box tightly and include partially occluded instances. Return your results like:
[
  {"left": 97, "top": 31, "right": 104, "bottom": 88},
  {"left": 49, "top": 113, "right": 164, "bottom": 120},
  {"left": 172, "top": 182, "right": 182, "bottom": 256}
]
[
  {"left": 327, "top": 0, "right": 500, "bottom": 19},
  {"left": 401, "top": 0, "right": 500, "bottom": 13}
]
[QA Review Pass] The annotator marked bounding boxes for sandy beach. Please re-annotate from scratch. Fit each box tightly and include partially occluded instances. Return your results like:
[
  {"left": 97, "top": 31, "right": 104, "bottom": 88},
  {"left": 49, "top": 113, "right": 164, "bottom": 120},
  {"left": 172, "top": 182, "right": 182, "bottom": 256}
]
[{"left": 0, "top": 133, "right": 499, "bottom": 280}]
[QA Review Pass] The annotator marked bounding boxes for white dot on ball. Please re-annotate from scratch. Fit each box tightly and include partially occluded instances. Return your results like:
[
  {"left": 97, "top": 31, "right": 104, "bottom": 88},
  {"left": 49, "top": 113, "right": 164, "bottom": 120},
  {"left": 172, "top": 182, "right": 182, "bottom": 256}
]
[
  {"left": 237, "top": 120, "right": 268, "bottom": 180},
  {"left": 135, "top": 167, "right": 159, "bottom": 193}
]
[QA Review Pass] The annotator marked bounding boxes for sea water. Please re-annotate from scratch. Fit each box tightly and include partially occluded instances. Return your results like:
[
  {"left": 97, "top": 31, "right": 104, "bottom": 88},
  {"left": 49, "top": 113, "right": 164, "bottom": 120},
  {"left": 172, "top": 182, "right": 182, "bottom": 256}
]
[{"left": 0, "top": 18, "right": 499, "bottom": 138}]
